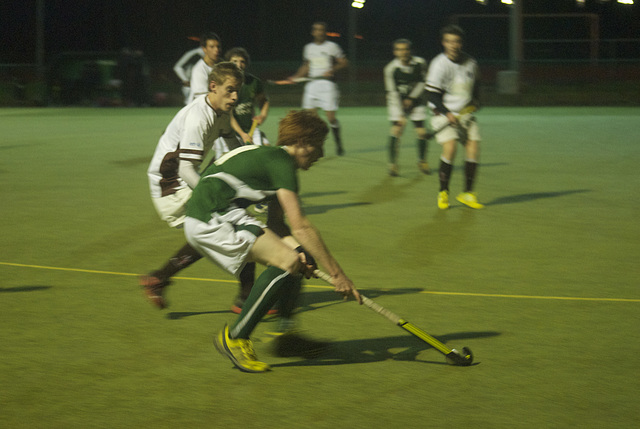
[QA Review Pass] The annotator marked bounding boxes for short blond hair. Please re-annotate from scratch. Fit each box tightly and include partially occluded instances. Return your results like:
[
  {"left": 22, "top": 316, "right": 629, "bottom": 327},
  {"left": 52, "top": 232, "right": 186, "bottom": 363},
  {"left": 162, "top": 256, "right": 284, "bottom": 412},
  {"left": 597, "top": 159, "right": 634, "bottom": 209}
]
[
  {"left": 277, "top": 110, "right": 329, "bottom": 147},
  {"left": 207, "top": 61, "right": 243, "bottom": 86}
]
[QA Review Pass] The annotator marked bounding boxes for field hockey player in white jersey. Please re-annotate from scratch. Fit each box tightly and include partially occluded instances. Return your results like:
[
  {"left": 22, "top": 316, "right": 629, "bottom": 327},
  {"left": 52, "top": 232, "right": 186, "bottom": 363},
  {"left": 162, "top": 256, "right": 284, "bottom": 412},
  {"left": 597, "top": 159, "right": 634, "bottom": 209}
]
[
  {"left": 142, "top": 62, "right": 244, "bottom": 310},
  {"left": 187, "top": 32, "right": 222, "bottom": 104},
  {"left": 426, "top": 24, "right": 484, "bottom": 210},
  {"left": 288, "top": 22, "right": 348, "bottom": 156},
  {"left": 383, "top": 38, "right": 430, "bottom": 177}
]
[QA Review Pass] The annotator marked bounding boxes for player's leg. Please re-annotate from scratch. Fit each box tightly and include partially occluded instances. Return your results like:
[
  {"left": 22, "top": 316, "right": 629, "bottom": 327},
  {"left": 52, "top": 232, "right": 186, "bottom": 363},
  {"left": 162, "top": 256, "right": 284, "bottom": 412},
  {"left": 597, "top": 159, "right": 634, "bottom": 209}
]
[
  {"left": 320, "top": 81, "right": 343, "bottom": 155},
  {"left": 386, "top": 95, "right": 403, "bottom": 176},
  {"left": 142, "top": 188, "right": 200, "bottom": 309},
  {"left": 388, "top": 120, "right": 404, "bottom": 176},
  {"left": 410, "top": 104, "right": 429, "bottom": 174},
  {"left": 431, "top": 115, "right": 458, "bottom": 209},
  {"left": 140, "top": 242, "right": 202, "bottom": 309},
  {"left": 414, "top": 121, "right": 430, "bottom": 174},
  {"left": 456, "top": 137, "right": 484, "bottom": 209},
  {"left": 325, "top": 110, "right": 344, "bottom": 156}
]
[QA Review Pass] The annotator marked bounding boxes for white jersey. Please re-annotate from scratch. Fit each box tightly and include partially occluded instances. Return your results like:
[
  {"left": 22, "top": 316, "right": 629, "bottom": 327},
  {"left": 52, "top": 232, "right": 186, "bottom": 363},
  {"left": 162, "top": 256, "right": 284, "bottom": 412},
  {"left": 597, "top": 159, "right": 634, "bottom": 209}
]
[
  {"left": 384, "top": 56, "right": 428, "bottom": 102},
  {"left": 147, "top": 95, "right": 234, "bottom": 198},
  {"left": 187, "top": 58, "right": 213, "bottom": 103},
  {"left": 425, "top": 52, "right": 478, "bottom": 114},
  {"left": 303, "top": 40, "right": 345, "bottom": 78},
  {"left": 173, "top": 47, "right": 204, "bottom": 83}
]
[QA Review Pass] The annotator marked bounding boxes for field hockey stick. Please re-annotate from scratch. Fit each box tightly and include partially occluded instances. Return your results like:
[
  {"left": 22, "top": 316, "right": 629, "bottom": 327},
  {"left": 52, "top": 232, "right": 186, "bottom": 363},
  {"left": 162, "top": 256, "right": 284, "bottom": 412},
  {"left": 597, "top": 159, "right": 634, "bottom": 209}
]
[
  {"left": 425, "top": 105, "right": 477, "bottom": 140},
  {"left": 266, "top": 77, "right": 312, "bottom": 86},
  {"left": 314, "top": 270, "right": 473, "bottom": 366},
  {"left": 245, "top": 119, "right": 259, "bottom": 144}
]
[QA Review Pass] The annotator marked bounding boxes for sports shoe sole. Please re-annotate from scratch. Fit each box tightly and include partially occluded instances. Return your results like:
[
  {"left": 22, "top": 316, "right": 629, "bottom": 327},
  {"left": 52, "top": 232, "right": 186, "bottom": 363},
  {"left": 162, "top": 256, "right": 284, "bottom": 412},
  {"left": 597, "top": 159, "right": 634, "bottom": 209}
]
[{"left": 214, "top": 327, "right": 271, "bottom": 373}]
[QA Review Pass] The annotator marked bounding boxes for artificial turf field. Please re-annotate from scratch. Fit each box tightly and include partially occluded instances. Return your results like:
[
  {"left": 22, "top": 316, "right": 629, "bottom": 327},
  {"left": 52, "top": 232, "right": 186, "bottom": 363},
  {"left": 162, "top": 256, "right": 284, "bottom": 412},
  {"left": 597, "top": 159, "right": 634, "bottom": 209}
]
[{"left": 1, "top": 105, "right": 639, "bottom": 428}]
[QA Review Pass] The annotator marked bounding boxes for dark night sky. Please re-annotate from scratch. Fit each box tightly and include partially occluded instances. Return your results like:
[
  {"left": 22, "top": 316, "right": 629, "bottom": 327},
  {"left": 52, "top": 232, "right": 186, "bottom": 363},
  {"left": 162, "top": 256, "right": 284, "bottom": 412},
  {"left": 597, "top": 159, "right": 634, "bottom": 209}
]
[{"left": 2, "top": 0, "right": 639, "bottom": 65}]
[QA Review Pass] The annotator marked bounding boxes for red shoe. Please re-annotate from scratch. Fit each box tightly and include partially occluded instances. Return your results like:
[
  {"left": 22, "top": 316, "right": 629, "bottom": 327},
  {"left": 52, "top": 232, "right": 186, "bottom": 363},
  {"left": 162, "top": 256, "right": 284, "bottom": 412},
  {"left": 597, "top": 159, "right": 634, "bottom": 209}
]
[
  {"left": 231, "top": 299, "right": 278, "bottom": 315},
  {"left": 139, "top": 274, "right": 171, "bottom": 309}
]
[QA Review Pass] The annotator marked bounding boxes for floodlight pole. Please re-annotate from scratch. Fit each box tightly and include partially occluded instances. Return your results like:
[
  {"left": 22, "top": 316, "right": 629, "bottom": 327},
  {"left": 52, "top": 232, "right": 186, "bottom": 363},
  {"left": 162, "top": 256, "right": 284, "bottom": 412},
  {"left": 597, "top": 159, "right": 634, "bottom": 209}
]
[
  {"left": 348, "top": 5, "right": 357, "bottom": 95},
  {"left": 509, "top": 0, "right": 523, "bottom": 72},
  {"left": 36, "top": 0, "right": 45, "bottom": 81}
]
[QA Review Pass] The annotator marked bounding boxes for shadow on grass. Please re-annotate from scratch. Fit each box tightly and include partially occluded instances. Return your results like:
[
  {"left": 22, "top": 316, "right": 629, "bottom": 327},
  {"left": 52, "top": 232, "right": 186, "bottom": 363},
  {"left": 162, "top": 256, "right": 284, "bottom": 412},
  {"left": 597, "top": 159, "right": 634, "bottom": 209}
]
[
  {"left": 486, "top": 189, "right": 591, "bottom": 206},
  {"left": 166, "top": 310, "right": 230, "bottom": 320},
  {"left": 268, "top": 331, "right": 500, "bottom": 368},
  {"left": 0, "top": 285, "right": 52, "bottom": 293},
  {"left": 300, "top": 190, "right": 347, "bottom": 199},
  {"left": 304, "top": 201, "right": 372, "bottom": 215}
]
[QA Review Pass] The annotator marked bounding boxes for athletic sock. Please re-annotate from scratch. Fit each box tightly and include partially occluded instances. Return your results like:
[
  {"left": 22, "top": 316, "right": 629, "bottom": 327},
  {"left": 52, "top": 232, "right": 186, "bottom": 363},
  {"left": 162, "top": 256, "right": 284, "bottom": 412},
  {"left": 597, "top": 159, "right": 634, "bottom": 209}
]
[
  {"left": 275, "top": 273, "right": 302, "bottom": 322},
  {"left": 153, "top": 243, "right": 202, "bottom": 280},
  {"left": 388, "top": 136, "right": 399, "bottom": 164},
  {"left": 439, "top": 158, "right": 453, "bottom": 192},
  {"left": 330, "top": 120, "right": 343, "bottom": 153},
  {"left": 464, "top": 160, "right": 478, "bottom": 192},
  {"left": 230, "top": 266, "right": 298, "bottom": 339},
  {"left": 417, "top": 138, "right": 427, "bottom": 161},
  {"left": 238, "top": 262, "right": 256, "bottom": 301}
]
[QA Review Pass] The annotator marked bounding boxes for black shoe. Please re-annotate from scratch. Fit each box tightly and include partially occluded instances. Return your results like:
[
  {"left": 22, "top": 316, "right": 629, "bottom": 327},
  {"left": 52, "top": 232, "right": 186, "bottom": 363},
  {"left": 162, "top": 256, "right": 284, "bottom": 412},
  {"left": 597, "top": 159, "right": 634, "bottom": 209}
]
[{"left": 272, "top": 331, "right": 331, "bottom": 359}]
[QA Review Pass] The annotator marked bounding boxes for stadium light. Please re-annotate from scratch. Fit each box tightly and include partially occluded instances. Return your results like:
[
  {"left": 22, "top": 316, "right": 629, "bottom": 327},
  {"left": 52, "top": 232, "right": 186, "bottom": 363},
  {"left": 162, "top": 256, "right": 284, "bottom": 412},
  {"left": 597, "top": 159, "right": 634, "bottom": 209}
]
[
  {"left": 351, "top": 0, "right": 365, "bottom": 9},
  {"left": 617, "top": 0, "right": 634, "bottom": 4},
  {"left": 475, "top": 0, "right": 488, "bottom": 4},
  {"left": 501, "top": 0, "right": 514, "bottom": 4}
]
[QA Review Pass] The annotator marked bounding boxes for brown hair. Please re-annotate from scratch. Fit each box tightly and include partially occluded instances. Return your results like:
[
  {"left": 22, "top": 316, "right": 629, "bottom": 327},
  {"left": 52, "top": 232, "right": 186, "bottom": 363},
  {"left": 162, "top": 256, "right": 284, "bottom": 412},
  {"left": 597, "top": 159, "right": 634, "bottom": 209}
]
[
  {"left": 224, "top": 47, "right": 250, "bottom": 66},
  {"left": 277, "top": 110, "right": 329, "bottom": 147}
]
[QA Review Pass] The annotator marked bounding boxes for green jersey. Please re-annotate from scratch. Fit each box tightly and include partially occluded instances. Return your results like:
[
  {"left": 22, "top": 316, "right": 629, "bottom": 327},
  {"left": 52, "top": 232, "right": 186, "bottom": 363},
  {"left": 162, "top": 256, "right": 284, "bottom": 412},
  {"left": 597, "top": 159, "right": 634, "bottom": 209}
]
[
  {"left": 186, "top": 145, "right": 298, "bottom": 222},
  {"left": 234, "top": 73, "right": 266, "bottom": 132}
]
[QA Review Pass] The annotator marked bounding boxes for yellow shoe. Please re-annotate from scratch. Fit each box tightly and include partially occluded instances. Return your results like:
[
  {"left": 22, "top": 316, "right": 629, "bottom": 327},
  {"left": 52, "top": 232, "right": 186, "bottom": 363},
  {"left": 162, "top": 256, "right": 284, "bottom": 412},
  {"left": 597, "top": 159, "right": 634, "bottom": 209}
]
[
  {"left": 389, "top": 164, "right": 399, "bottom": 177},
  {"left": 438, "top": 190, "right": 450, "bottom": 210},
  {"left": 456, "top": 192, "right": 484, "bottom": 209},
  {"left": 418, "top": 161, "right": 431, "bottom": 175},
  {"left": 214, "top": 325, "right": 271, "bottom": 373}
]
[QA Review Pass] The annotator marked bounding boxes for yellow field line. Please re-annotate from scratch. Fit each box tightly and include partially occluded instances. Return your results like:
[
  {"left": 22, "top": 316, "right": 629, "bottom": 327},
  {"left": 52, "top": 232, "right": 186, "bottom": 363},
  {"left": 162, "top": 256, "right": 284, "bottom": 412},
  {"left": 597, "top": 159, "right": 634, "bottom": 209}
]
[
  {"left": 418, "top": 290, "right": 640, "bottom": 303},
  {"left": 2, "top": 261, "right": 639, "bottom": 303}
]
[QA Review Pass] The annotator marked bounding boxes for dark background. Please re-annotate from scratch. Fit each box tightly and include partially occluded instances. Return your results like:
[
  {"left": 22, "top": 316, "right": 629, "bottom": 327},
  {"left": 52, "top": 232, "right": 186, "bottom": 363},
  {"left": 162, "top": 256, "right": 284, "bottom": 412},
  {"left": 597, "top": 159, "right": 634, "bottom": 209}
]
[{"left": 2, "top": 0, "right": 639, "bottom": 63}]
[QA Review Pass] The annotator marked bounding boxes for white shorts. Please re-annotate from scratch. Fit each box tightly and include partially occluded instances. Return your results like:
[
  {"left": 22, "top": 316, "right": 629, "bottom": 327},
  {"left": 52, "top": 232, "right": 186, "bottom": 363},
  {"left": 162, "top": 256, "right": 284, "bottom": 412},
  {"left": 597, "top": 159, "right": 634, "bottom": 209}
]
[
  {"left": 430, "top": 114, "right": 481, "bottom": 144},
  {"left": 151, "top": 187, "right": 192, "bottom": 228},
  {"left": 302, "top": 79, "right": 340, "bottom": 111},
  {"left": 184, "top": 208, "right": 266, "bottom": 277},
  {"left": 213, "top": 130, "right": 269, "bottom": 160},
  {"left": 387, "top": 94, "right": 427, "bottom": 122}
]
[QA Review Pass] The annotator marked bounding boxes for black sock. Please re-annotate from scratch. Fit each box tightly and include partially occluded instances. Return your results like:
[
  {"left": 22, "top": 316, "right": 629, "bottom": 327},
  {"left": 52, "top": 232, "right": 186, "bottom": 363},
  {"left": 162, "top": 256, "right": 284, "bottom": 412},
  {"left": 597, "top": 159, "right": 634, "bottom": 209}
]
[
  {"left": 464, "top": 161, "right": 478, "bottom": 192},
  {"left": 417, "top": 139, "right": 427, "bottom": 161},
  {"left": 439, "top": 159, "right": 452, "bottom": 192},
  {"left": 331, "top": 121, "right": 343, "bottom": 153},
  {"left": 389, "top": 136, "right": 398, "bottom": 163},
  {"left": 154, "top": 243, "right": 202, "bottom": 280}
]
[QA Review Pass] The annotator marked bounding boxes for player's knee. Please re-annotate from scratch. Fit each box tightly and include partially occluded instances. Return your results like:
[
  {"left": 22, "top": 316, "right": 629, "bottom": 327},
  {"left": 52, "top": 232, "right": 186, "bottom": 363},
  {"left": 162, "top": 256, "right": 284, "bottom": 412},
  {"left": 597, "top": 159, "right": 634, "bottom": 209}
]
[{"left": 277, "top": 248, "right": 304, "bottom": 274}]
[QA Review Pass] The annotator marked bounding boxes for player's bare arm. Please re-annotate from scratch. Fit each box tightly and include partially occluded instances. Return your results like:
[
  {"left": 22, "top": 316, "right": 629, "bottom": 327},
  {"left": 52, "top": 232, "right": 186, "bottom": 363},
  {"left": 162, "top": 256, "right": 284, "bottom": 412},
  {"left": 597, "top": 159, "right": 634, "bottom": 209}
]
[
  {"left": 324, "top": 57, "right": 348, "bottom": 78},
  {"left": 276, "top": 188, "right": 361, "bottom": 303},
  {"left": 289, "top": 61, "right": 310, "bottom": 81},
  {"left": 230, "top": 111, "right": 251, "bottom": 143}
]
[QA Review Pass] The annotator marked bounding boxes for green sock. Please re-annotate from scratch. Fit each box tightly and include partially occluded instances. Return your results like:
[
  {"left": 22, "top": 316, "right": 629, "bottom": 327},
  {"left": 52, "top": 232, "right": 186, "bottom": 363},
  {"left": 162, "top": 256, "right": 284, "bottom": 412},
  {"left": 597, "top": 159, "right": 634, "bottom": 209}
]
[
  {"left": 230, "top": 266, "right": 297, "bottom": 339},
  {"left": 275, "top": 274, "right": 302, "bottom": 332}
]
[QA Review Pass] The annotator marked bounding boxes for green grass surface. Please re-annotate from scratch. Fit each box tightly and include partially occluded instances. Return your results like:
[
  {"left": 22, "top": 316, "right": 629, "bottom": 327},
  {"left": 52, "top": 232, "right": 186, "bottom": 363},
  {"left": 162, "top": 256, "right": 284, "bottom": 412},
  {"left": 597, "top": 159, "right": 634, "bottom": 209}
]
[{"left": 1, "top": 106, "right": 639, "bottom": 428}]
